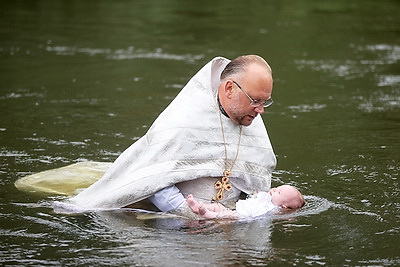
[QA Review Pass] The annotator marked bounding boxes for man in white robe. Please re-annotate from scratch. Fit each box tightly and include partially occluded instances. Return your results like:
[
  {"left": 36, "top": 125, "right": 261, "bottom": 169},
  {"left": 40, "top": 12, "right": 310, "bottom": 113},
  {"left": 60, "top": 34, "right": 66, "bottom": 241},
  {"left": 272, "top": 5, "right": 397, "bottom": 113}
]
[{"left": 66, "top": 55, "right": 276, "bottom": 216}]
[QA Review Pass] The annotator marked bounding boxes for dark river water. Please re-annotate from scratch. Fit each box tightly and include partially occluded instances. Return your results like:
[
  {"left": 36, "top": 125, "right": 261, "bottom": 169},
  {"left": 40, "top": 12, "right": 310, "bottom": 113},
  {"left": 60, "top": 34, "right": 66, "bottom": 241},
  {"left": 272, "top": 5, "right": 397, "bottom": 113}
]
[{"left": 1, "top": 0, "right": 399, "bottom": 266}]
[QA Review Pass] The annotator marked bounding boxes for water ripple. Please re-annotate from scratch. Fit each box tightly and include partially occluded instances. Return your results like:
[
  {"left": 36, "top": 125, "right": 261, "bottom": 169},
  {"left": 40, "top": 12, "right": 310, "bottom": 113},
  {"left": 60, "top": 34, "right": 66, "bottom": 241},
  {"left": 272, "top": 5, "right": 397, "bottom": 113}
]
[
  {"left": 272, "top": 195, "right": 333, "bottom": 220},
  {"left": 295, "top": 44, "right": 400, "bottom": 81},
  {"left": 358, "top": 88, "right": 400, "bottom": 113},
  {"left": 45, "top": 45, "right": 204, "bottom": 63}
]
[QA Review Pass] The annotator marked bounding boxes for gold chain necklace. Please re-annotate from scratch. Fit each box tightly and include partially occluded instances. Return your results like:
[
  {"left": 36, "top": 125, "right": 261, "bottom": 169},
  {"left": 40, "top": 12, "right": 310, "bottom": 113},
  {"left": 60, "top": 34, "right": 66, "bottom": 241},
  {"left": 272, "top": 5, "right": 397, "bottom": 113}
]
[{"left": 212, "top": 108, "right": 243, "bottom": 201}]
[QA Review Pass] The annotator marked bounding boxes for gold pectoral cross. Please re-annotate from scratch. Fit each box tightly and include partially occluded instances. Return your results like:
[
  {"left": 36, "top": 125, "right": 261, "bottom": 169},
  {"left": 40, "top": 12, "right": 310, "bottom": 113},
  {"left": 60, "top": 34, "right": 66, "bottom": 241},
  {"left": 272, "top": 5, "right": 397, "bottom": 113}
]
[{"left": 212, "top": 170, "right": 232, "bottom": 201}]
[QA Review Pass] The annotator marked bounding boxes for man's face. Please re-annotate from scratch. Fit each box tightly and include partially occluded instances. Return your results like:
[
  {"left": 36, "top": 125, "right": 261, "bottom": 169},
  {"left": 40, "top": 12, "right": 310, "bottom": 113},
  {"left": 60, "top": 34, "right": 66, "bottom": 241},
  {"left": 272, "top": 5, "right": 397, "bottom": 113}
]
[{"left": 226, "top": 65, "right": 273, "bottom": 126}]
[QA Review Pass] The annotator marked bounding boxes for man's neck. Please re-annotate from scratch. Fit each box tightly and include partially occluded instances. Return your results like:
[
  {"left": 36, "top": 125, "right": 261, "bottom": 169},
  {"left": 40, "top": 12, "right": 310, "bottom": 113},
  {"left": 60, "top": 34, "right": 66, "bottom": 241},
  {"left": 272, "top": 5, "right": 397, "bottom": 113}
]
[{"left": 217, "top": 95, "right": 229, "bottom": 118}]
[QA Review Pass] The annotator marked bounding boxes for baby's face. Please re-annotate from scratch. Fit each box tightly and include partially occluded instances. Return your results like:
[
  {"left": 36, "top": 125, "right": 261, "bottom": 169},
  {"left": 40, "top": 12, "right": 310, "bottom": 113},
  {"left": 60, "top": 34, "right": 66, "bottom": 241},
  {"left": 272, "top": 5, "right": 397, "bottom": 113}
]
[{"left": 268, "top": 185, "right": 300, "bottom": 209}]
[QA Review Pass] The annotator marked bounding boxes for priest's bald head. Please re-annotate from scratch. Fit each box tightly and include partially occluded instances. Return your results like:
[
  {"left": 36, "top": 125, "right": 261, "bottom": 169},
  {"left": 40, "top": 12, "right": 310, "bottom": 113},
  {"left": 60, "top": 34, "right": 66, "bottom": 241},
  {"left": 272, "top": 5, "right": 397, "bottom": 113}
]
[{"left": 218, "top": 55, "right": 273, "bottom": 126}]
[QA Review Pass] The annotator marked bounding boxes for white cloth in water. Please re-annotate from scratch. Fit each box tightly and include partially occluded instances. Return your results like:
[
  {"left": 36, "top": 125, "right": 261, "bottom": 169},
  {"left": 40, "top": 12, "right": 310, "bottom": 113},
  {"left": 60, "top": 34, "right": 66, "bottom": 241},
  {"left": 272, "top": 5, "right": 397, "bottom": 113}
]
[
  {"left": 235, "top": 192, "right": 277, "bottom": 218},
  {"left": 65, "top": 56, "right": 276, "bottom": 211}
]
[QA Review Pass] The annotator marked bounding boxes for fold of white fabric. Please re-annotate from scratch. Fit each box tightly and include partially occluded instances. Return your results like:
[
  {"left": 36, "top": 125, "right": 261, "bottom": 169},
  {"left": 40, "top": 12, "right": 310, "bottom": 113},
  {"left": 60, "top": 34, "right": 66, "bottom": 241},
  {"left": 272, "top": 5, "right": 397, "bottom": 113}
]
[{"left": 236, "top": 192, "right": 277, "bottom": 218}]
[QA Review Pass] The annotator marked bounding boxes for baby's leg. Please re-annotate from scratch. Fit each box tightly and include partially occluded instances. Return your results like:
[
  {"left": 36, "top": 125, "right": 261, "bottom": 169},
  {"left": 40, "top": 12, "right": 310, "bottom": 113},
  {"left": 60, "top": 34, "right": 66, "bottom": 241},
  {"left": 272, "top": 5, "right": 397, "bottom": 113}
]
[
  {"left": 198, "top": 206, "right": 239, "bottom": 219},
  {"left": 194, "top": 202, "right": 228, "bottom": 213},
  {"left": 186, "top": 195, "right": 231, "bottom": 217},
  {"left": 203, "top": 202, "right": 228, "bottom": 212},
  {"left": 198, "top": 205, "right": 220, "bottom": 219}
]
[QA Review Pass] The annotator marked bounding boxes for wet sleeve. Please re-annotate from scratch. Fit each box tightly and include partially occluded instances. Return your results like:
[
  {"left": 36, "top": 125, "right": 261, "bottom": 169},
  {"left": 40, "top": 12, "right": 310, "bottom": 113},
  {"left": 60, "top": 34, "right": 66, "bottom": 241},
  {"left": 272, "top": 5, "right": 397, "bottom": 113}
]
[{"left": 149, "top": 185, "right": 185, "bottom": 212}]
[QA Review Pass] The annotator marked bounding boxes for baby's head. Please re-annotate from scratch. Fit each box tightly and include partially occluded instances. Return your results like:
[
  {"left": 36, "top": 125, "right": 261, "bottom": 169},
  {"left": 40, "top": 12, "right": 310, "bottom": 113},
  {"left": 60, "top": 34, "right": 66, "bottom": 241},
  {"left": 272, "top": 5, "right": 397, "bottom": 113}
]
[{"left": 268, "top": 185, "right": 305, "bottom": 209}]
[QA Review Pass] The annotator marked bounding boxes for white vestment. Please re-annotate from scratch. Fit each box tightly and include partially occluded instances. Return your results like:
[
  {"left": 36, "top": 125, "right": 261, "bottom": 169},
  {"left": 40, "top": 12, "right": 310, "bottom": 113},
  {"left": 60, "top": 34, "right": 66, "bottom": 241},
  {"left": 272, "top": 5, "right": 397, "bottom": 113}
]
[{"left": 67, "top": 56, "right": 276, "bottom": 210}]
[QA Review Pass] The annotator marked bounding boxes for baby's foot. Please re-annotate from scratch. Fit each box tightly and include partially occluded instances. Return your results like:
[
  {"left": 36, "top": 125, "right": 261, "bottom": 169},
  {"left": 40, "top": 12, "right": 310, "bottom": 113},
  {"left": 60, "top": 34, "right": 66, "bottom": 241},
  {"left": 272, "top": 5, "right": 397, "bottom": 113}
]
[{"left": 186, "top": 194, "right": 200, "bottom": 214}]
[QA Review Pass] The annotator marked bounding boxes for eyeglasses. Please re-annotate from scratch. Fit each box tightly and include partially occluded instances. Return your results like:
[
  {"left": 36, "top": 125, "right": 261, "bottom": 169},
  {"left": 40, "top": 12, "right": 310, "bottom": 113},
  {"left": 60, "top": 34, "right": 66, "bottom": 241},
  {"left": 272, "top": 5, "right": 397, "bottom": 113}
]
[{"left": 232, "top": 80, "right": 273, "bottom": 108}]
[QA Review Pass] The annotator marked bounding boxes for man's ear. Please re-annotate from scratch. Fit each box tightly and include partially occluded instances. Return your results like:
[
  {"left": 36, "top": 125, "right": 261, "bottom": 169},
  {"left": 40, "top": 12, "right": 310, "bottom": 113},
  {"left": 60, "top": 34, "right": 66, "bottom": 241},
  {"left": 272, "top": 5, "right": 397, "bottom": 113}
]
[{"left": 223, "top": 80, "right": 235, "bottom": 99}]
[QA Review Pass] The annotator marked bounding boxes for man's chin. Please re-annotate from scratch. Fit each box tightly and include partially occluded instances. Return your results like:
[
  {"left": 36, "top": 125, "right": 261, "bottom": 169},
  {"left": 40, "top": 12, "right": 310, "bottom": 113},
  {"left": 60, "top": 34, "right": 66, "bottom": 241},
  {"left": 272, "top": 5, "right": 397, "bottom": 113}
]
[{"left": 240, "top": 116, "right": 255, "bottom": 126}]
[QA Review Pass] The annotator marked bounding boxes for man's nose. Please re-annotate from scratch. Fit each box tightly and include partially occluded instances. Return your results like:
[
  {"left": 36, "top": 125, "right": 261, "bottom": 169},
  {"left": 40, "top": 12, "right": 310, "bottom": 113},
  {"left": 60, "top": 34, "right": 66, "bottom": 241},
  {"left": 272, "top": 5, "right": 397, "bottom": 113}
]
[{"left": 255, "top": 105, "right": 265, "bottom": 114}]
